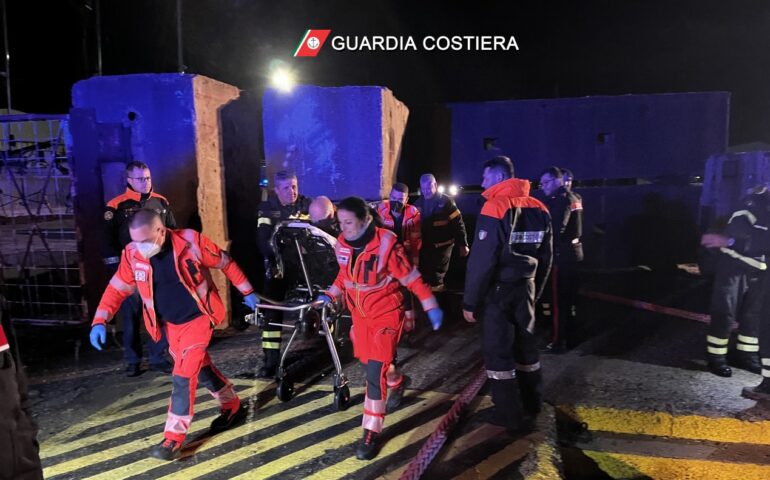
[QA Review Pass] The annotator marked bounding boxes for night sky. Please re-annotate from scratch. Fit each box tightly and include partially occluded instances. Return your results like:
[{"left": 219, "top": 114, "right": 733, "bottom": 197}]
[{"left": 8, "top": 1, "right": 770, "bottom": 148}]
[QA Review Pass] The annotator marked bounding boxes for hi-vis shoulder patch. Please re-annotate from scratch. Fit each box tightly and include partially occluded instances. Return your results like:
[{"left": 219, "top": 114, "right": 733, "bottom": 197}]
[
  {"left": 478, "top": 230, "right": 488, "bottom": 241},
  {"left": 104, "top": 210, "right": 114, "bottom": 221},
  {"left": 337, "top": 247, "right": 351, "bottom": 266}
]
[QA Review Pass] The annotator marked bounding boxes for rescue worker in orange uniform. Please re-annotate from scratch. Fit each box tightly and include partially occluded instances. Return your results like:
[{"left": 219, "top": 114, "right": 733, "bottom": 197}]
[
  {"left": 89, "top": 209, "right": 259, "bottom": 461},
  {"left": 376, "top": 183, "right": 422, "bottom": 333},
  {"left": 315, "top": 196, "right": 443, "bottom": 460}
]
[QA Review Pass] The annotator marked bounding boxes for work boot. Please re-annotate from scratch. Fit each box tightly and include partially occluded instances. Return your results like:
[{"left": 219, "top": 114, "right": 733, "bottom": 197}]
[
  {"left": 125, "top": 363, "right": 142, "bottom": 377},
  {"left": 742, "top": 378, "right": 770, "bottom": 401},
  {"left": 149, "top": 360, "right": 173, "bottom": 374},
  {"left": 210, "top": 404, "right": 248, "bottom": 433},
  {"left": 732, "top": 352, "right": 762, "bottom": 375},
  {"left": 149, "top": 438, "right": 182, "bottom": 461},
  {"left": 386, "top": 375, "right": 409, "bottom": 413},
  {"left": 258, "top": 349, "right": 280, "bottom": 378},
  {"left": 517, "top": 370, "right": 543, "bottom": 417},
  {"left": 707, "top": 356, "right": 732, "bottom": 378},
  {"left": 355, "top": 429, "right": 379, "bottom": 460},
  {"left": 488, "top": 378, "right": 532, "bottom": 433}
]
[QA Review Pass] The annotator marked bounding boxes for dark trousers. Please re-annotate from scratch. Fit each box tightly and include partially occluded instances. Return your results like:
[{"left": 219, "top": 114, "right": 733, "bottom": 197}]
[
  {"left": 480, "top": 279, "right": 542, "bottom": 419},
  {"left": 419, "top": 244, "right": 453, "bottom": 286},
  {"left": 0, "top": 351, "right": 43, "bottom": 480},
  {"left": 121, "top": 291, "right": 168, "bottom": 365},
  {"left": 261, "top": 277, "right": 287, "bottom": 357},
  {"left": 543, "top": 261, "right": 579, "bottom": 346},
  {"left": 709, "top": 269, "right": 763, "bottom": 358}
]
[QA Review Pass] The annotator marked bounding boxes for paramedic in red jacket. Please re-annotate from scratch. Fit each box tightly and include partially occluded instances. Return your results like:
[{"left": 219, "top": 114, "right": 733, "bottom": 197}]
[
  {"left": 315, "top": 196, "right": 443, "bottom": 460},
  {"left": 88, "top": 209, "right": 259, "bottom": 461},
  {"left": 376, "top": 183, "right": 422, "bottom": 333}
]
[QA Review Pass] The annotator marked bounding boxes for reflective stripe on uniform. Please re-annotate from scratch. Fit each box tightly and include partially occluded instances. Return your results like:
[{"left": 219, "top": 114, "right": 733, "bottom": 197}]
[
  {"left": 737, "top": 343, "right": 760, "bottom": 352},
  {"left": 109, "top": 276, "right": 135, "bottom": 293},
  {"left": 262, "top": 342, "right": 281, "bottom": 350},
  {"left": 729, "top": 210, "right": 757, "bottom": 225},
  {"left": 234, "top": 280, "right": 253, "bottom": 295},
  {"left": 763, "top": 368, "right": 770, "bottom": 378},
  {"left": 432, "top": 220, "right": 449, "bottom": 227},
  {"left": 486, "top": 369, "right": 516, "bottom": 380},
  {"left": 399, "top": 268, "right": 421, "bottom": 287},
  {"left": 516, "top": 362, "right": 541, "bottom": 372},
  {"left": 448, "top": 209, "right": 461, "bottom": 220},
  {"left": 707, "top": 335, "right": 729, "bottom": 346},
  {"left": 94, "top": 309, "right": 110, "bottom": 321},
  {"left": 421, "top": 296, "right": 439, "bottom": 312},
  {"left": 762, "top": 358, "right": 770, "bottom": 367},
  {"left": 258, "top": 217, "right": 273, "bottom": 227},
  {"left": 719, "top": 247, "right": 767, "bottom": 270},
  {"left": 262, "top": 331, "right": 281, "bottom": 338},
  {"left": 707, "top": 346, "right": 728, "bottom": 355},
  {"left": 510, "top": 230, "right": 545, "bottom": 244},
  {"left": 738, "top": 335, "right": 759, "bottom": 344},
  {"left": 103, "top": 256, "right": 120, "bottom": 265}
]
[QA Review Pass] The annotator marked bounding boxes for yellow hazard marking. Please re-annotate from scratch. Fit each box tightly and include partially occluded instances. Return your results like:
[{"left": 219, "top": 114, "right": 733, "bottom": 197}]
[
  {"left": 560, "top": 405, "right": 770, "bottom": 445},
  {"left": 451, "top": 437, "right": 534, "bottom": 480},
  {"left": 584, "top": 450, "right": 770, "bottom": 480},
  {"left": 42, "top": 379, "right": 268, "bottom": 460}
]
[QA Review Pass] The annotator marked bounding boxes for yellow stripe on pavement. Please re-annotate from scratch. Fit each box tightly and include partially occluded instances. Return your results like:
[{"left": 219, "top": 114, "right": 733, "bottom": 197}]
[
  {"left": 81, "top": 392, "right": 338, "bottom": 480},
  {"left": 451, "top": 437, "right": 534, "bottom": 480},
  {"left": 585, "top": 450, "right": 770, "bottom": 480},
  {"left": 560, "top": 405, "right": 770, "bottom": 445}
]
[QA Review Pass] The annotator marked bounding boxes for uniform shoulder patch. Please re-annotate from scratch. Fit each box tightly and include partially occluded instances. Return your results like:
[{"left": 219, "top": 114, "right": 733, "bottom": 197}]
[
  {"left": 104, "top": 210, "right": 114, "bottom": 221},
  {"left": 478, "top": 229, "right": 488, "bottom": 240}
]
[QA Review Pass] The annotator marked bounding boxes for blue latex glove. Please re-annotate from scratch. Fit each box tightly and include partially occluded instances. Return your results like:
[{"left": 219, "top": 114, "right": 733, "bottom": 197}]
[
  {"left": 427, "top": 308, "right": 444, "bottom": 331},
  {"left": 243, "top": 293, "right": 259, "bottom": 310},
  {"left": 90, "top": 324, "right": 106, "bottom": 351},
  {"left": 314, "top": 294, "right": 333, "bottom": 308}
]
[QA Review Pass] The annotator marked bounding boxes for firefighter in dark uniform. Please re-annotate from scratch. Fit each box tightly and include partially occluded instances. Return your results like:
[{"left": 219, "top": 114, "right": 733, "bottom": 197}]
[
  {"left": 103, "top": 161, "right": 175, "bottom": 376},
  {"left": 463, "top": 156, "right": 552, "bottom": 431},
  {"left": 414, "top": 173, "right": 470, "bottom": 291},
  {"left": 537, "top": 166, "right": 583, "bottom": 353},
  {"left": 701, "top": 186, "right": 770, "bottom": 378},
  {"left": 256, "top": 170, "right": 311, "bottom": 377}
]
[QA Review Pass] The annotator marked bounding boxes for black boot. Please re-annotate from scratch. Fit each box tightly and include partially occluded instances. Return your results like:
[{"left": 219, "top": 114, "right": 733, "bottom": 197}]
[
  {"left": 742, "top": 377, "right": 770, "bottom": 401},
  {"left": 355, "top": 429, "right": 379, "bottom": 460},
  {"left": 386, "top": 375, "right": 409, "bottom": 413},
  {"left": 517, "top": 369, "right": 543, "bottom": 417},
  {"left": 707, "top": 355, "right": 732, "bottom": 377},
  {"left": 732, "top": 352, "right": 762, "bottom": 374},
  {"left": 488, "top": 378, "right": 533, "bottom": 434},
  {"left": 258, "top": 349, "right": 280, "bottom": 378},
  {"left": 149, "top": 438, "right": 182, "bottom": 461},
  {"left": 210, "top": 404, "right": 248, "bottom": 433}
]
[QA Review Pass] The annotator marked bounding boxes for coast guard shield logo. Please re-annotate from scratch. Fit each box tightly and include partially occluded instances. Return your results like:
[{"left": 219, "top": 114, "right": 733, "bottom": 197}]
[{"left": 478, "top": 229, "right": 488, "bottom": 241}]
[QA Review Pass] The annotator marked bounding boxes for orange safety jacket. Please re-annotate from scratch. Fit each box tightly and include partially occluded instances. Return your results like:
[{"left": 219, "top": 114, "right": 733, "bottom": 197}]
[
  {"left": 92, "top": 229, "right": 254, "bottom": 341},
  {"left": 326, "top": 226, "right": 437, "bottom": 318},
  {"left": 376, "top": 201, "right": 422, "bottom": 266}
]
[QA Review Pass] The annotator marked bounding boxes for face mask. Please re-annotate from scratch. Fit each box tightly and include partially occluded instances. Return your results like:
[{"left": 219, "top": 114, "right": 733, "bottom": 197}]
[
  {"left": 136, "top": 238, "right": 161, "bottom": 259},
  {"left": 391, "top": 201, "right": 404, "bottom": 214}
]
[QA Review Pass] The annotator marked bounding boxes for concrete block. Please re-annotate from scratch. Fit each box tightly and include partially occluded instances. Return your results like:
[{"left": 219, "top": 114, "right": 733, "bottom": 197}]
[{"left": 262, "top": 85, "right": 409, "bottom": 200}]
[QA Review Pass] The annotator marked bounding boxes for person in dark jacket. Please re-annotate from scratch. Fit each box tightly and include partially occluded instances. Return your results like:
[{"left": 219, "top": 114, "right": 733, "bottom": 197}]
[
  {"left": 309, "top": 195, "right": 341, "bottom": 237},
  {"left": 702, "top": 186, "right": 770, "bottom": 378},
  {"left": 413, "top": 174, "right": 469, "bottom": 291},
  {"left": 256, "top": 171, "right": 311, "bottom": 377},
  {"left": 537, "top": 166, "right": 583, "bottom": 353},
  {"left": 103, "top": 161, "right": 175, "bottom": 376},
  {"left": 463, "top": 156, "right": 552, "bottom": 432}
]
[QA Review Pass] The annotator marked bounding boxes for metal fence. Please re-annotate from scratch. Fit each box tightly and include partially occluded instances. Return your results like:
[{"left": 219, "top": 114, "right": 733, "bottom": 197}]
[{"left": 0, "top": 114, "right": 86, "bottom": 326}]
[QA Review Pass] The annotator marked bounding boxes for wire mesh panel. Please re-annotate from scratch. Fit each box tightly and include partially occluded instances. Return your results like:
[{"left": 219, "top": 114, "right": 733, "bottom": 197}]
[{"left": 0, "top": 114, "right": 86, "bottom": 326}]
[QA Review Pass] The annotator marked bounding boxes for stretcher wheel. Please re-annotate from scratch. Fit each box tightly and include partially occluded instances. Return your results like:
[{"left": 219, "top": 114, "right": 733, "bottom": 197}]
[
  {"left": 276, "top": 379, "right": 294, "bottom": 402},
  {"left": 333, "top": 385, "right": 350, "bottom": 411}
]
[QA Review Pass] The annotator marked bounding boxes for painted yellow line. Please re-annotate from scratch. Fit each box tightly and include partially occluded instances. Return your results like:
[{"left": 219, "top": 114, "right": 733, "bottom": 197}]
[
  {"left": 81, "top": 391, "right": 336, "bottom": 480},
  {"left": 451, "top": 437, "right": 534, "bottom": 480},
  {"left": 584, "top": 450, "right": 770, "bottom": 480},
  {"left": 43, "top": 382, "right": 278, "bottom": 478},
  {"left": 560, "top": 405, "right": 770, "bottom": 445},
  {"left": 43, "top": 377, "right": 259, "bottom": 448},
  {"left": 233, "top": 390, "right": 453, "bottom": 480},
  {"left": 525, "top": 431, "right": 562, "bottom": 480},
  {"left": 41, "top": 382, "right": 266, "bottom": 459},
  {"left": 306, "top": 394, "right": 464, "bottom": 480}
]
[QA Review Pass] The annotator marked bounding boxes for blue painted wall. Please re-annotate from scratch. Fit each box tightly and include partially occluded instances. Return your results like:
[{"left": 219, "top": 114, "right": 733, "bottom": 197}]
[
  {"left": 449, "top": 92, "right": 730, "bottom": 185},
  {"left": 262, "top": 85, "right": 387, "bottom": 201},
  {"left": 72, "top": 74, "right": 200, "bottom": 227}
]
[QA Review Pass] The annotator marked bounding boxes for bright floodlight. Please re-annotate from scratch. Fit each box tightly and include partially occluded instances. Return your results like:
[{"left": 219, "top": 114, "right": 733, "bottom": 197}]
[
  {"left": 271, "top": 67, "right": 296, "bottom": 93},
  {"left": 437, "top": 185, "right": 446, "bottom": 194},
  {"left": 448, "top": 184, "right": 459, "bottom": 196}
]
